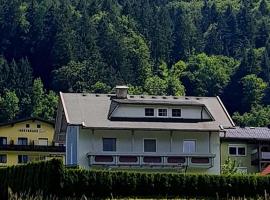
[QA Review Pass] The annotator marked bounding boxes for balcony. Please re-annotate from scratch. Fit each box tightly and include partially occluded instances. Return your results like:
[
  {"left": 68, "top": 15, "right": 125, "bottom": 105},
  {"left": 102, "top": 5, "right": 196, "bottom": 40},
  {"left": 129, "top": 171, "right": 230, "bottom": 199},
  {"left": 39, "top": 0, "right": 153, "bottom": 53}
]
[
  {"left": 87, "top": 152, "right": 215, "bottom": 169},
  {"left": 0, "top": 144, "right": 65, "bottom": 153}
]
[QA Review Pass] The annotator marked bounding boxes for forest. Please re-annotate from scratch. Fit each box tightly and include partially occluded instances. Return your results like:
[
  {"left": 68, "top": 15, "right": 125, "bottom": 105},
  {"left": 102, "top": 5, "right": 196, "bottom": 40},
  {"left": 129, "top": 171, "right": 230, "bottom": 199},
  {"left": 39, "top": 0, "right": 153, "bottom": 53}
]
[{"left": 0, "top": 0, "right": 270, "bottom": 126}]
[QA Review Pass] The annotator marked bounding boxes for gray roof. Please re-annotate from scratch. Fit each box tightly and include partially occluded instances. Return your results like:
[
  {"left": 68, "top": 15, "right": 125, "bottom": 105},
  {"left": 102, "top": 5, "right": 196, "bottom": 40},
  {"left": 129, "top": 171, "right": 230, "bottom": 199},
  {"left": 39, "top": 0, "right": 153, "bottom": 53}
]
[
  {"left": 60, "top": 93, "right": 234, "bottom": 131},
  {"left": 222, "top": 127, "right": 270, "bottom": 140},
  {"left": 112, "top": 98, "right": 204, "bottom": 106}
]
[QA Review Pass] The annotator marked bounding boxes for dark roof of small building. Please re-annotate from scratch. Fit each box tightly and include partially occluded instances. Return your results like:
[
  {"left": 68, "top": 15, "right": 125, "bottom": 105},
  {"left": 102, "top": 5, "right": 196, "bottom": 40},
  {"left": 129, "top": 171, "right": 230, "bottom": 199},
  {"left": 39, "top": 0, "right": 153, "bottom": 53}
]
[
  {"left": 0, "top": 117, "right": 54, "bottom": 127},
  {"left": 59, "top": 93, "right": 234, "bottom": 131},
  {"left": 221, "top": 127, "right": 270, "bottom": 140}
]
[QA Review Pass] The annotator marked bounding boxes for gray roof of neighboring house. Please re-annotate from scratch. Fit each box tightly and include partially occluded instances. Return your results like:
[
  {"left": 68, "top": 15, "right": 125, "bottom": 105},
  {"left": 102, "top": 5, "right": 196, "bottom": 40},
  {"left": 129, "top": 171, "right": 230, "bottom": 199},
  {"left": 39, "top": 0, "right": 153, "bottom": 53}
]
[
  {"left": 59, "top": 93, "right": 235, "bottom": 131},
  {"left": 222, "top": 127, "right": 270, "bottom": 140}
]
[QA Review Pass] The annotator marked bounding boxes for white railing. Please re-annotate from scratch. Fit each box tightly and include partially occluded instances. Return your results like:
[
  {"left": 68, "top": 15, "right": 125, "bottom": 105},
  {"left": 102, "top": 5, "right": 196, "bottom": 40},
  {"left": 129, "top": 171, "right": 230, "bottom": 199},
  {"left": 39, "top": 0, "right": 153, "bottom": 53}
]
[{"left": 86, "top": 152, "right": 215, "bottom": 169}]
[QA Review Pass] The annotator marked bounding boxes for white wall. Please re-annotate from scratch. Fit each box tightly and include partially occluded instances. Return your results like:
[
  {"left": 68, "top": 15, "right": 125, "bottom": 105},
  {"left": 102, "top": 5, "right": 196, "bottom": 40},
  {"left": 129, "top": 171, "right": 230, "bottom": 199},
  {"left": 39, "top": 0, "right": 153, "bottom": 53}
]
[
  {"left": 111, "top": 105, "right": 211, "bottom": 120},
  {"left": 78, "top": 128, "right": 220, "bottom": 174}
]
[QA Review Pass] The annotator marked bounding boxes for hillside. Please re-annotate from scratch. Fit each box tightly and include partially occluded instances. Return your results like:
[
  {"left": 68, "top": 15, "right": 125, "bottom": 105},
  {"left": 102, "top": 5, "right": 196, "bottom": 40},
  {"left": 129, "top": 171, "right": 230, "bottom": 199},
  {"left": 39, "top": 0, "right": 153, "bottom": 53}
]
[{"left": 0, "top": 0, "right": 270, "bottom": 126}]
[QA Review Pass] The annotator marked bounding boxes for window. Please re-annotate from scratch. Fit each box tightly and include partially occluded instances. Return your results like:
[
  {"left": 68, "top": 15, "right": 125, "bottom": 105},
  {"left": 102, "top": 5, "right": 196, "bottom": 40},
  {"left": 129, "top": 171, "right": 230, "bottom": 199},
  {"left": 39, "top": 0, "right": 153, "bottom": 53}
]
[
  {"left": 172, "top": 109, "right": 181, "bottom": 117},
  {"left": 183, "top": 140, "right": 196, "bottom": 153},
  {"left": 18, "top": 138, "right": 28, "bottom": 145},
  {"left": 145, "top": 108, "right": 154, "bottom": 117},
  {"left": 18, "top": 155, "right": 28, "bottom": 164},
  {"left": 228, "top": 145, "right": 246, "bottom": 156},
  {"left": 37, "top": 124, "right": 41, "bottom": 128},
  {"left": 0, "top": 155, "right": 7, "bottom": 163},
  {"left": 158, "top": 109, "right": 168, "bottom": 117},
  {"left": 103, "top": 138, "right": 116, "bottom": 151},
  {"left": 144, "top": 139, "right": 156, "bottom": 152},
  {"left": 26, "top": 124, "right": 30, "bottom": 128},
  {"left": 0, "top": 137, "right": 7, "bottom": 145},
  {"left": 38, "top": 138, "right": 48, "bottom": 146}
]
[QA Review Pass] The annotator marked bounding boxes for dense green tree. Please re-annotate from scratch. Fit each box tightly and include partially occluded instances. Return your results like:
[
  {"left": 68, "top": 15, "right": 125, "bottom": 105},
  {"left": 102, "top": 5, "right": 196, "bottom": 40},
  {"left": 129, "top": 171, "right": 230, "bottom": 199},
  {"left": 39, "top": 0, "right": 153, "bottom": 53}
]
[
  {"left": 31, "top": 78, "right": 58, "bottom": 120},
  {"left": 0, "top": 90, "right": 19, "bottom": 121},
  {"left": 233, "top": 105, "right": 270, "bottom": 127},
  {"left": 0, "top": 0, "right": 270, "bottom": 124},
  {"left": 181, "top": 53, "right": 239, "bottom": 96},
  {"left": 241, "top": 74, "right": 267, "bottom": 110},
  {"left": 144, "top": 75, "right": 167, "bottom": 95}
]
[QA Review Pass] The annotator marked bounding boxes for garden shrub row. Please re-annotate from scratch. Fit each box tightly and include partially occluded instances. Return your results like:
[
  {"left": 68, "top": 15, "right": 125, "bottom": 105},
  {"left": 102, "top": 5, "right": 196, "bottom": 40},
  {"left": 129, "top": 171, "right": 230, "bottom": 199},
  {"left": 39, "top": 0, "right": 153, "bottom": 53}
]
[
  {"left": 0, "top": 159, "right": 64, "bottom": 199},
  {"left": 63, "top": 169, "right": 270, "bottom": 198},
  {"left": 1, "top": 159, "right": 270, "bottom": 198}
]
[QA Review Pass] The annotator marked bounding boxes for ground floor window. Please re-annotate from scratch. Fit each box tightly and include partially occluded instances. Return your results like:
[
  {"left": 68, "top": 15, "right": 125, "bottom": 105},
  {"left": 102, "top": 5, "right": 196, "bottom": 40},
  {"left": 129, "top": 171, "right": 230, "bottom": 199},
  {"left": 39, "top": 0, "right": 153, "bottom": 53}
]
[
  {"left": 0, "top": 154, "right": 7, "bottom": 163},
  {"left": 228, "top": 145, "right": 246, "bottom": 156},
  {"left": 144, "top": 139, "right": 157, "bottom": 152},
  {"left": 18, "top": 155, "right": 28, "bottom": 164},
  {"left": 103, "top": 138, "right": 116, "bottom": 151}
]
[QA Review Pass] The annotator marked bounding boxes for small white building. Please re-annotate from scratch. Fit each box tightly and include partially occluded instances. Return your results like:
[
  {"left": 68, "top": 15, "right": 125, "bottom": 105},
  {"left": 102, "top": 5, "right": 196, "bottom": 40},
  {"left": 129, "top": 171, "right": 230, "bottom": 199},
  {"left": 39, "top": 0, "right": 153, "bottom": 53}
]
[{"left": 55, "top": 86, "right": 234, "bottom": 174}]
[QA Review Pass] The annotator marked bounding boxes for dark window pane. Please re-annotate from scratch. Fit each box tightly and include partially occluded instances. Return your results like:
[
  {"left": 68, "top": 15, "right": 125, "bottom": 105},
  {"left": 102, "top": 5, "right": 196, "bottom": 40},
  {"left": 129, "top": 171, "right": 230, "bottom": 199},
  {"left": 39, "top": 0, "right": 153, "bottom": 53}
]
[
  {"left": 0, "top": 155, "right": 7, "bottom": 163},
  {"left": 238, "top": 147, "right": 246, "bottom": 155},
  {"left": 37, "top": 124, "right": 41, "bottom": 128},
  {"left": 18, "top": 138, "right": 28, "bottom": 145},
  {"left": 172, "top": 109, "right": 181, "bottom": 117},
  {"left": 158, "top": 109, "right": 167, "bottom": 117},
  {"left": 26, "top": 124, "right": 30, "bottom": 128},
  {"left": 229, "top": 147, "right": 237, "bottom": 155},
  {"left": 145, "top": 108, "right": 154, "bottom": 116},
  {"left": 144, "top": 139, "right": 156, "bottom": 152},
  {"left": 18, "top": 155, "right": 28, "bottom": 163},
  {"left": 0, "top": 137, "right": 7, "bottom": 145},
  {"left": 103, "top": 138, "right": 116, "bottom": 151}
]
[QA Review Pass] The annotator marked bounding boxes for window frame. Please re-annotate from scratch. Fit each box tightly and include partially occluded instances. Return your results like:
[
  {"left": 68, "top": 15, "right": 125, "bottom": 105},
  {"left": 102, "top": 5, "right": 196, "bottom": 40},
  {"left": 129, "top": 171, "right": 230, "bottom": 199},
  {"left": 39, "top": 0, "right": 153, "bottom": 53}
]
[
  {"left": 183, "top": 139, "right": 197, "bottom": 153},
  {"left": 102, "top": 138, "right": 117, "bottom": 152},
  {"left": 157, "top": 108, "right": 168, "bottom": 118},
  {"left": 172, "top": 108, "right": 182, "bottom": 118},
  {"left": 18, "top": 155, "right": 28, "bottom": 164},
  {"left": 144, "top": 108, "right": 155, "bottom": 117},
  {"left": 228, "top": 144, "right": 246, "bottom": 156},
  {"left": 38, "top": 138, "right": 48, "bottom": 146},
  {"left": 143, "top": 138, "right": 157, "bottom": 153},
  {"left": 0, "top": 137, "right": 7, "bottom": 145},
  {"left": 37, "top": 124, "right": 41, "bottom": 129},
  {"left": 18, "top": 137, "right": 28, "bottom": 145},
  {"left": 0, "top": 154, "right": 7, "bottom": 163}
]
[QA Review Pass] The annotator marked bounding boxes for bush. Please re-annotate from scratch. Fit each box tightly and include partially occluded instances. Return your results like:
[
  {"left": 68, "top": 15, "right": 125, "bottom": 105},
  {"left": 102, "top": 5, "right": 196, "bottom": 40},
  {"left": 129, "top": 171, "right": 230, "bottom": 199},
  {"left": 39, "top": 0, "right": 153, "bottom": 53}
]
[
  {"left": 63, "top": 169, "right": 270, "bottom": 198},
  {"left": 0, "top": 159, "right": 64, "bottom": 199},
  {"left": 2, "top": 160, "right": 270, "bottom": 199}
]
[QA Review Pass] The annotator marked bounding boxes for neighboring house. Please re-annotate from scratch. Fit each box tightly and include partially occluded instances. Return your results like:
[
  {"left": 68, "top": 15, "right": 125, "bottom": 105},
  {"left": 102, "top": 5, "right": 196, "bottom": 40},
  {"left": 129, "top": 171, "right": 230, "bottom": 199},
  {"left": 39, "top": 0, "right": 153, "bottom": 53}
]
[
  {"left": 55, "top": 86, "right": 234, "bottom": 174},
  {"left": 0, "top": 117, "right": 65, "bottom": 166},
  {"left": 221, "top": 127, "right": 270, "bottom": 173}
]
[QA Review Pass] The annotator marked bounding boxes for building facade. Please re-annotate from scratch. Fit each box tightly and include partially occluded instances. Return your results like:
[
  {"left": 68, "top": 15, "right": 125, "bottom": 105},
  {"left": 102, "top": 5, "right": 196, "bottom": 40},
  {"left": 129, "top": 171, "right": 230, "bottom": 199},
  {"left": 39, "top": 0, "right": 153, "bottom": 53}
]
[
  {"left": 0, "top": 118, "right": 65, "bottom": 166},
  {"left": 221, "top": 127, "right": 270, "bottom": 173},
  {"left": 55, "top": 86, "right": 234, "bottom": 174}
]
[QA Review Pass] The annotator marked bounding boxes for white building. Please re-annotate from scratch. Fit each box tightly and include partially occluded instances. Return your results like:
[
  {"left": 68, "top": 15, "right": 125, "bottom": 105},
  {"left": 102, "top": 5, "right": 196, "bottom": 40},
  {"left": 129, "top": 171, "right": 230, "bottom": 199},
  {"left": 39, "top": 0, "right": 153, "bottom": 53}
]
[{"left": 55, "top": 86, "right": 234, "bottom": 174}]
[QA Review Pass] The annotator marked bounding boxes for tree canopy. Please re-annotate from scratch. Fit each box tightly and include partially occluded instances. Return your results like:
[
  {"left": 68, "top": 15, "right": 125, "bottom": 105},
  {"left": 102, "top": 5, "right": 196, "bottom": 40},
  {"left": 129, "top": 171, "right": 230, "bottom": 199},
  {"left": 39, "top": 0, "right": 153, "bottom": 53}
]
[{"left": 0, "top": 0, "right": 270, "bottom": 126}]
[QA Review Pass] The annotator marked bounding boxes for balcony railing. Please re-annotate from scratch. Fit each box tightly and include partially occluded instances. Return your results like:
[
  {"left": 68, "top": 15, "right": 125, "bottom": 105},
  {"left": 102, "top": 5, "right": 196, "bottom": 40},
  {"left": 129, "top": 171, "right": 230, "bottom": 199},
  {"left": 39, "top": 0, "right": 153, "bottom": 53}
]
[
  {"left": 0, "top": 144, "right": 65, "bottom": 152},
  {"left": 87, "top": 152, "right": 215, "bottom": 168}
]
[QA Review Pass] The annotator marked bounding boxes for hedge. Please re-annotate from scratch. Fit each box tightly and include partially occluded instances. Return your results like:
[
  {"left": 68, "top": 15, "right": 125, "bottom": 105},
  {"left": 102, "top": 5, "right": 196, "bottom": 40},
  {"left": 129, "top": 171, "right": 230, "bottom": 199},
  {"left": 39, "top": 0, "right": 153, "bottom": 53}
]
[
  {"left": 0, "top": 159, "right": 64, "bottom": 199},
  {"left": 1, "top": 160, "right": 270, "bottom": 198},
  {"left": 63, "top": 169, "right": 270, "bottom": 198}
]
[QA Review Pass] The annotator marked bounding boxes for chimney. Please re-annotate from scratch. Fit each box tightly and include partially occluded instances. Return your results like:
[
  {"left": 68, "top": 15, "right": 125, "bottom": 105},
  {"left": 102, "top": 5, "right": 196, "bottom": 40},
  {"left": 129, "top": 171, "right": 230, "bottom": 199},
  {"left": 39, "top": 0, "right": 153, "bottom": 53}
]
[{"left": 115, "top": 85, "right": 129, "bottom": 99}]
